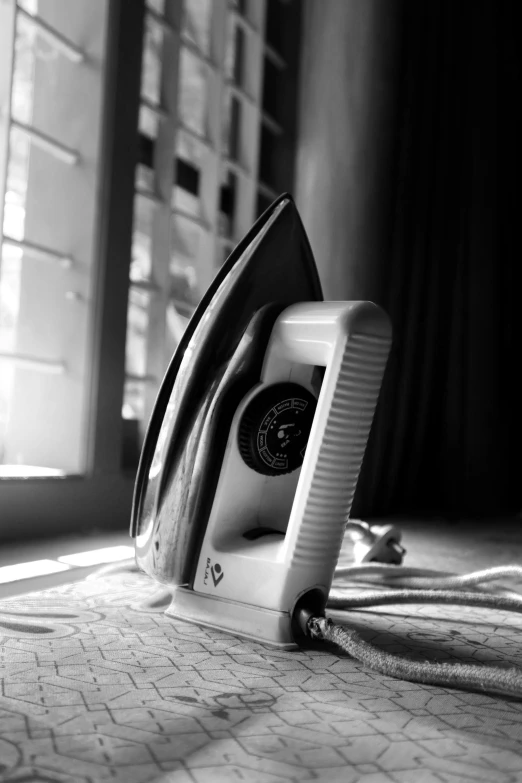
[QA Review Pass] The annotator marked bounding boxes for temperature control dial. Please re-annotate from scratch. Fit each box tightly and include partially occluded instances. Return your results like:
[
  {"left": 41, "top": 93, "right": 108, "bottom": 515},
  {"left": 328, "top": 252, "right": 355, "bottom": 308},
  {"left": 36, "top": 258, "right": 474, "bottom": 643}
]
[{"left": 238, "top": 383, "right": 317, "bottom": 476}]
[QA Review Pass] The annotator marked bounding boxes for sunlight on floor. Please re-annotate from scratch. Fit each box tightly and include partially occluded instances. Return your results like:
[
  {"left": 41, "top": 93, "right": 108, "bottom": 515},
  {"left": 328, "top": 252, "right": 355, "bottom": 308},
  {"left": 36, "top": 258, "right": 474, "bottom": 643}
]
[
  {"left": 58, "top": 545, "right": 134, "bottom": 567},
  {"left": 0, "top": 539, "right": 134, "bottom": 598},
  {"left": 0, "top": 558, "right": 71, "bottom": 584}
]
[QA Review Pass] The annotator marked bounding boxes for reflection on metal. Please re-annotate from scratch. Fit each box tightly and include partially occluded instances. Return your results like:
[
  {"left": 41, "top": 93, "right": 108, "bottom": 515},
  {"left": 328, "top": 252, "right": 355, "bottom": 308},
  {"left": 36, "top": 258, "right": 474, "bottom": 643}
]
[
  {"left": 11, "top": 119, "right": 80, "bottom": 165},
  {"left": 0, "top": 351, "right": 66, "bottom": 374},
  {"left": 140, "top": 96, "right": 170, "bottom": 120},
  {"left": 146, "top": 8, "right": 176, "bottom": 37},
  {"left": 2, "top": 235, "right": 74, "bottom": 268},
  {"left": 16, "top": 5, "right": 86, "bottom": 64}
]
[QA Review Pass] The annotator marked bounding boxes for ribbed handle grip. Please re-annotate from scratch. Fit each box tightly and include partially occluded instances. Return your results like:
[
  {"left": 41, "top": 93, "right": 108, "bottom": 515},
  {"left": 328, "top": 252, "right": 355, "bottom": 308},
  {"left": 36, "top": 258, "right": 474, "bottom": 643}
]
[{"left": 269, "top": 302, "right": 392, "bottom": 572}]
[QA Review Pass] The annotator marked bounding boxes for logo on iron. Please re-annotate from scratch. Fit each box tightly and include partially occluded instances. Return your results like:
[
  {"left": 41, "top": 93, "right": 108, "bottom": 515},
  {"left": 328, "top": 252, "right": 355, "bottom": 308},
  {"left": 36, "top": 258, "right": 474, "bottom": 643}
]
[{"left": 203, "top": 557, "right": 224, "bottom": 587}]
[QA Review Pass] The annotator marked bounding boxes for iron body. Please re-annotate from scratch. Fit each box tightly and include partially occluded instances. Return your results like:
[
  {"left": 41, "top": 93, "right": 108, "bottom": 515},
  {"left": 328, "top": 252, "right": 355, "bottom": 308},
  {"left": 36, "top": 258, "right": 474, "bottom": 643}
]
[{"left": 131, "top": 194, "right": 391, "bottom": 647}]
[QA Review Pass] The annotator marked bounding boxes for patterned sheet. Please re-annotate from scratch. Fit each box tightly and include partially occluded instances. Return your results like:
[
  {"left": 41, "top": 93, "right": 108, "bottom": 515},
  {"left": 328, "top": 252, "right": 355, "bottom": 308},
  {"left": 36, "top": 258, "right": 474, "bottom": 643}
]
[{"left": 1, "top": 566, "right": 522, "bottom": 782}]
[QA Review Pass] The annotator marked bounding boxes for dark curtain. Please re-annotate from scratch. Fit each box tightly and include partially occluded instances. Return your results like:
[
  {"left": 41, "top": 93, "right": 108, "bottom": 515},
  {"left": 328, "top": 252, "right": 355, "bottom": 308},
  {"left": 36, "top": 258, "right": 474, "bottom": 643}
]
[{"left": 353, "top": 0, "right": 522, "bottom": 517}]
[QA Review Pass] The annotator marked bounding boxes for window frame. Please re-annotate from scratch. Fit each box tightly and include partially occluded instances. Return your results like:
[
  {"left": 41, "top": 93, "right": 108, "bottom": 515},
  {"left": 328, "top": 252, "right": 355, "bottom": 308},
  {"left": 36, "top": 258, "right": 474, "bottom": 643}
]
[
  {"left": 0, "top": 0, "right": 302, "bottom": 541},
  {"left": 0, "top": 0, "right": 145, "bottom": 540},
  {"left": 123, "top": 0, "right": 302, "bottom": 442}
]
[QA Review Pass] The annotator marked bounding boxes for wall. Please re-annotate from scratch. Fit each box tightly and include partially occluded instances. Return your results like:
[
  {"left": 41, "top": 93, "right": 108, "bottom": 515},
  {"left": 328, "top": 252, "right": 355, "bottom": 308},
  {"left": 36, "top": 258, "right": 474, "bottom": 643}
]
[
  {"left": 293, "top": 0, "right": 522, "bottom": 517},
  {"left": 294, "top": 0, "right": 403, "bottom": 302}
]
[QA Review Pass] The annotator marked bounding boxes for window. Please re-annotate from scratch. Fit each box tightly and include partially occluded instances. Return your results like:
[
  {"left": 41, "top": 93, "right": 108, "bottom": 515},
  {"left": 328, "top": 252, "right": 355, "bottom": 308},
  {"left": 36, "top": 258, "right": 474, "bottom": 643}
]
[
  {"left": 123, "top": 0, "right": 302, "bottom": 468},
  {"left": 0, "top": 0, "right": 301, "bottom": 536},
  {"left": 0, "top": 2, "right": 144, "bottom": 537},
  {"left": 0, "top": 0, "right": 110, "bottom": 475}
]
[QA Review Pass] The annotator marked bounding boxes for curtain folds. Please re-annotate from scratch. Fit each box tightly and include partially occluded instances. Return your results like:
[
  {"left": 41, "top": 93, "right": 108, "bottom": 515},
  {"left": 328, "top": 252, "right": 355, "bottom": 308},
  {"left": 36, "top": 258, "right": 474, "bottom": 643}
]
[{"left": 348, "top": 0, "right": 522, "bottom": 516}]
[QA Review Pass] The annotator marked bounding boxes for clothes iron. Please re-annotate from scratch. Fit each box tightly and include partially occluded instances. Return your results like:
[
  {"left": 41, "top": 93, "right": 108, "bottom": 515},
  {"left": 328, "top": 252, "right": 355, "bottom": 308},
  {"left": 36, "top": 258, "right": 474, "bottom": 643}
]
[{"left": 131, "top": 194, "right": 392, "bottom": 648}]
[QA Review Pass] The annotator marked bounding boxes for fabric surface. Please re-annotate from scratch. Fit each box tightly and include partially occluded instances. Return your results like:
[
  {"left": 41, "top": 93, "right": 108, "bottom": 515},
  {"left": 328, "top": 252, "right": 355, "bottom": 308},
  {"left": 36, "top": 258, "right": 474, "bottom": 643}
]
[{"left": 1, "top": 558, "right": 522, "bottom": 782}]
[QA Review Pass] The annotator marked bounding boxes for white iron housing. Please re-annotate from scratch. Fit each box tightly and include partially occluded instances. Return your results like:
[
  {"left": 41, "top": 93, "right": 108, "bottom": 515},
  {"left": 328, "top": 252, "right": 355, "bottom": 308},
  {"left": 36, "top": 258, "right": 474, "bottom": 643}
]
[{"left": 166, "top": 301, "right": 392, "bottom": 647}]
